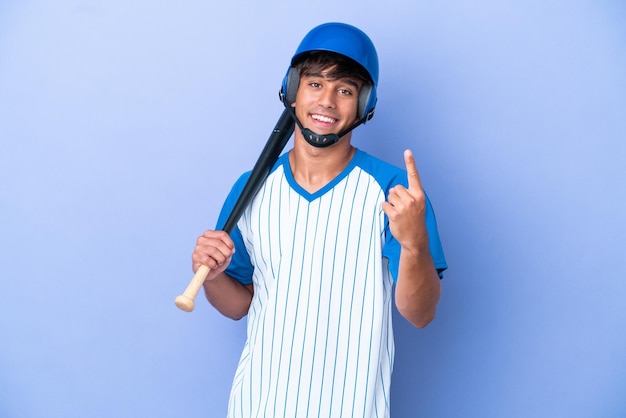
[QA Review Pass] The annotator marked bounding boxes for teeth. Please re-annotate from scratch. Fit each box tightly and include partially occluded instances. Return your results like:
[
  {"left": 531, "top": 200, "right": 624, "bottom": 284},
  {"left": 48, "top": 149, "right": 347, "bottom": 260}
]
[{"left": 312, "top": 114, "right": 336, "bottom": 123}]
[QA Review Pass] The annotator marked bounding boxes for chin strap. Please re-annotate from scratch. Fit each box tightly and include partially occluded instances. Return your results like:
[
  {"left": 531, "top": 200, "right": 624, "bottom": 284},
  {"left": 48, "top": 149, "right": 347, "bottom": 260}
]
[{"left": 285, "top": 105, "right": 368, "bottom": 148}]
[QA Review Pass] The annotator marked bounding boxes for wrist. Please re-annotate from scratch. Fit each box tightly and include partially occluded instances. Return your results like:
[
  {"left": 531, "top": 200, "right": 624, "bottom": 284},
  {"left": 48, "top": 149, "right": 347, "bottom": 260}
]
[{"left": 400, "top": 241, "right": 431, "bottom": 259}]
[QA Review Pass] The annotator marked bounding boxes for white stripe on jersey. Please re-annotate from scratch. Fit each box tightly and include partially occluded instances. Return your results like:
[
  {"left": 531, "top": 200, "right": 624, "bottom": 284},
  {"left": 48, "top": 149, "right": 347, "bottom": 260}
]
[{"left": 227, "top": 162, "right": 395, "bottom": 418}]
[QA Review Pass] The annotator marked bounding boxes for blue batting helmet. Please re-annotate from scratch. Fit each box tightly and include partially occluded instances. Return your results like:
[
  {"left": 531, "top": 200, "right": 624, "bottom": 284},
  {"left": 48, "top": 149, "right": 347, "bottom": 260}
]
[{"left": 280, "top": 22, "right": 379, "bottom": 122}]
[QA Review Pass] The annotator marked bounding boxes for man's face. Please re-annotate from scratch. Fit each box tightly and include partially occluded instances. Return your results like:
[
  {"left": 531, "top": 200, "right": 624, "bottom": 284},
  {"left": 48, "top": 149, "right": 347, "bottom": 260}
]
[{"left": 294, "top": 68, "right": 361, "bottom": 137}]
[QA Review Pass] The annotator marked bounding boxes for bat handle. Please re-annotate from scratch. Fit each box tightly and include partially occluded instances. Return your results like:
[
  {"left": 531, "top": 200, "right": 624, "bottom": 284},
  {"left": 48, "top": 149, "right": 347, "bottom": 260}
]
[{"left": 175, "top": 264, "right": 211, "bottom": 312}]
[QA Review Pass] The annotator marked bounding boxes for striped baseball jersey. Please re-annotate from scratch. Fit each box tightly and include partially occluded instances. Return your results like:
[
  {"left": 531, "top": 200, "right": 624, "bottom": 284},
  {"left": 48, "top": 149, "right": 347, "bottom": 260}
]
[{"left": 216, "top": 148, "right": 447, "bottom": 418}]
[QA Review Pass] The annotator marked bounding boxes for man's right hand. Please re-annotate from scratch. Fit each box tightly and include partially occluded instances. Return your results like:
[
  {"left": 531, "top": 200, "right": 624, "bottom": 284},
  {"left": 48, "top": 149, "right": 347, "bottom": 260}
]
[{"left": 191, "top": 230, "right": 235, "bottom": 281}]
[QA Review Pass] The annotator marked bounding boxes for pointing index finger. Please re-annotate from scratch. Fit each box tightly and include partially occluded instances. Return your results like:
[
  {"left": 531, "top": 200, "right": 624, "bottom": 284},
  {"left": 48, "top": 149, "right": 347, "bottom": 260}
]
[{"left": 404, "top": 149, "right": 422, "bottom": 191}]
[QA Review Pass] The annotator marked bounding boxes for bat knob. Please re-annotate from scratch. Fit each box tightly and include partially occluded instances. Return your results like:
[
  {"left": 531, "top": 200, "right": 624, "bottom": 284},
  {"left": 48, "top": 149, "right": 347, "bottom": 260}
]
[{"left": 175, "top": 295, "right": 195, "bottom": 312}]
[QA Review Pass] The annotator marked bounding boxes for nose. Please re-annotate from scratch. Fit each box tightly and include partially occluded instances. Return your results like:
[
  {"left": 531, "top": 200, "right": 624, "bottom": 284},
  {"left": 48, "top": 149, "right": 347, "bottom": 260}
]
[{"left": 317, "top": 87, "right": 336, "bottom": 108}]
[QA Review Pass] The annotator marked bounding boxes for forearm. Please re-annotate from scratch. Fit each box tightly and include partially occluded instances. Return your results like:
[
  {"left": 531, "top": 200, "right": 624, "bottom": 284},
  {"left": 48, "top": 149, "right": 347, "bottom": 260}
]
[
  {"left": 203, "top": 273, "right": 253, "bottom": 320},
  {"left": 395, "top": 246, "right": 441, "bottom": 328}
]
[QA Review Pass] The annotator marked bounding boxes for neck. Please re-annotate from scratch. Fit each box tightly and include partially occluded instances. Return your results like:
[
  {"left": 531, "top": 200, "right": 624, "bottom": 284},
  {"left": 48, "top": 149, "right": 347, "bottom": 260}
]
[{"left": 289, "top": 133, "right": 356, "bottom": 193}]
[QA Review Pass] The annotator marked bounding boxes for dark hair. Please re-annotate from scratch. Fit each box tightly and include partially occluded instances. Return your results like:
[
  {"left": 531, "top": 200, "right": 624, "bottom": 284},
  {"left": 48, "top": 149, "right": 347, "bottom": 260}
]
[{"left": 294, "top": 51, "right": 372, "bottom": 87}]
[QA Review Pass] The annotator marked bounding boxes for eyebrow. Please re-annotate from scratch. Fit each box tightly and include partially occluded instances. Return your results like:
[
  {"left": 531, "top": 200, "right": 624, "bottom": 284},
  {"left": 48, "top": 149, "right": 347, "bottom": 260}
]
[{"left": 303, "top": 72, "right": 361, "bottom": 89}]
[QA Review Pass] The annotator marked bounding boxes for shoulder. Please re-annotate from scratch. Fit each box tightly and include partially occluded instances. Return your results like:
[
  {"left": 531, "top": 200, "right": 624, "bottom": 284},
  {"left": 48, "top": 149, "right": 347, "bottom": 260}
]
[{"left": 352, "top": 149, "right": 407, "bottom": 190}]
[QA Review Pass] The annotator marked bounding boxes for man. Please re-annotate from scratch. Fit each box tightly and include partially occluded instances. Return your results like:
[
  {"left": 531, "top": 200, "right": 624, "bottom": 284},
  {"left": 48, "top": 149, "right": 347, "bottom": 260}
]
[{"left": 192, "top": 22, "right": 447, "bottom": 417}]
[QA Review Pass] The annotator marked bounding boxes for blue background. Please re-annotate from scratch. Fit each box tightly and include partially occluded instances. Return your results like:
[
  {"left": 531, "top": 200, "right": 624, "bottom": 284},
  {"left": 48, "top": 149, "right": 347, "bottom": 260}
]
[{"left": 1, "top": 1, "right": 624, "bottom": 417}]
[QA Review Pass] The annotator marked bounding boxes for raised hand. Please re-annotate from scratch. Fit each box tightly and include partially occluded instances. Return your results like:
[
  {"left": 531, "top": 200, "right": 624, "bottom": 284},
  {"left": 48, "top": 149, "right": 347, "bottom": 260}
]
[{"left": 382, "top": 150, "right": 428, "bottom": 252}]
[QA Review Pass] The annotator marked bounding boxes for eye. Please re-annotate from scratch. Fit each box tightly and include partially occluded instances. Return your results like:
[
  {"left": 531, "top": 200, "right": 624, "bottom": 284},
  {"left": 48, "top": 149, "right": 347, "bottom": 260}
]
[
  {"left": 338, "top": 88, "right": 353, "bottom": 96},
  {"left": 308, "top": 82, "right": 321, "bottom": 88}
]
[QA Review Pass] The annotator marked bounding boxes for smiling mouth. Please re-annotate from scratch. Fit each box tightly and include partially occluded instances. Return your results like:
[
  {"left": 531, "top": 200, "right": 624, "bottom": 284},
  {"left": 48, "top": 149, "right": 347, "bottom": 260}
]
[{"left": 311, "top": 114, "right": 337, "bottom": 124}]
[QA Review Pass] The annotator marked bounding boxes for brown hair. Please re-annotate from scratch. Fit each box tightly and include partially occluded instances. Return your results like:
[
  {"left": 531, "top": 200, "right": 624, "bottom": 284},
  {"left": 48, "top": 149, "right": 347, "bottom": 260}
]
[{"left": 294, "top": 51, "right": 372, "bottom": 87}]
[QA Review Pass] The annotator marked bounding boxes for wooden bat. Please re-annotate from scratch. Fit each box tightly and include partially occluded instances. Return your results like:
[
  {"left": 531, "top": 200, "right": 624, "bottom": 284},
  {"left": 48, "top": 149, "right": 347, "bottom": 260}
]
[{"left": 175, "top": 108, "right": 295, "bottom": 312}]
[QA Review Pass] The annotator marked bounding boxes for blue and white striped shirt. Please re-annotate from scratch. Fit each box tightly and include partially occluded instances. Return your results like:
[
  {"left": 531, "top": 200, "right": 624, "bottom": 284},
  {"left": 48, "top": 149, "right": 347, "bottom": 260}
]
[{"left": 217, "top": 149, "right": 447, "bottom": 417}]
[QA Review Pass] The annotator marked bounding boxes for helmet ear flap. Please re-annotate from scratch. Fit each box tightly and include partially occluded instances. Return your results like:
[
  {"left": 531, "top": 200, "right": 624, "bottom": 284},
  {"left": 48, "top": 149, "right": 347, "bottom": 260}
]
[
  {"left": 280, "top": 67, "right": 300, "bottom": 106},
  {"left": 358, "top": 85, "right": 376, "bottom": 121}
]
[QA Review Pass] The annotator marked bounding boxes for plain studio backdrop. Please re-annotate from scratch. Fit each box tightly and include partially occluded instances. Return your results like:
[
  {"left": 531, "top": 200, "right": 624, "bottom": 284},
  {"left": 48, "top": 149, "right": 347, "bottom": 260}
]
[{"left": 1, "top": 1, "right": 624, "bottom": 417}]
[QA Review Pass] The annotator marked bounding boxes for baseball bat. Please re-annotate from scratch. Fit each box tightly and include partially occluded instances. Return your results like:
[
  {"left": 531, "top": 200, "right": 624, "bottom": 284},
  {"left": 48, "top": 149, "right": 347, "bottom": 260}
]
[{"left": 175, "top": 107, "right": 295, "bottom": 312}]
